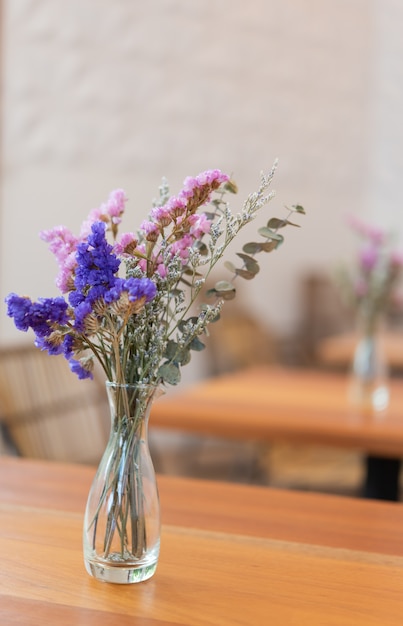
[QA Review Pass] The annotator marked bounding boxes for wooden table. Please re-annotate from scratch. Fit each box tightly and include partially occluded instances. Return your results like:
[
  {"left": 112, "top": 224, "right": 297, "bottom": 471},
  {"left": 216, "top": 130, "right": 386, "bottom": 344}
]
[
  {"left": 152, "top": 366, "right": 403, "bottom": 457},
  {"left": 316, "top": 331, "right": 403, "bottom": 370},
  {"left": 152, "top": 366, "right": 403, "bottom": 500},
  {"left": 1, "top": 456, "right": 403, "bottom": 625}
]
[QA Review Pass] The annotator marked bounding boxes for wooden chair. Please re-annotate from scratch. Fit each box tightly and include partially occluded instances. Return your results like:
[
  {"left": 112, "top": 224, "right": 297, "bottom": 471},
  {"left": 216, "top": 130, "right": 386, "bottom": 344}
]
[
  {"left": 204, "top": 304, "right": 278, "bottom": 375},
  {"left": 0, "top": 344, "right": 110, "bottom": 464}
]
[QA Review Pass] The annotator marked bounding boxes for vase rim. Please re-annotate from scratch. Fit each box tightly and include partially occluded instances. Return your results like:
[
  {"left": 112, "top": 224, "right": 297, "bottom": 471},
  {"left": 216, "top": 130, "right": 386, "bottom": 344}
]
[{"left": 105, "top": 381, "right": 160, "bottom": 390}]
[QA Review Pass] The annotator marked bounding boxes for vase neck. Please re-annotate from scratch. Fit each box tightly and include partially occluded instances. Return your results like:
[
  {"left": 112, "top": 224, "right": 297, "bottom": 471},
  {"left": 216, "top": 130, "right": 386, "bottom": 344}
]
[
  {"left": 356, "top": 310, "right": 383, "bottom": 338},
  {"left": 105, "top": 383, "right": 162, "bottom": 429}
]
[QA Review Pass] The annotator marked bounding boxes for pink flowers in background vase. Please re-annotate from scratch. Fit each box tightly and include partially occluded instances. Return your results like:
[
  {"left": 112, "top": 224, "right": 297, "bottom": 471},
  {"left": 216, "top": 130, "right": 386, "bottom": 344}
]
[
  {"left": 337, "top": 216, "right": 403, "bottom": 413},
  {"left": 337, "top": 216, "right": 403, "bottom": 335}
]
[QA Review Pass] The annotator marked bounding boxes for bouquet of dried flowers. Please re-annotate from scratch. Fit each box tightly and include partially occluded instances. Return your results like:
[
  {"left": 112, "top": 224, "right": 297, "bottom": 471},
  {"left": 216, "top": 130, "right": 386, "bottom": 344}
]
[{"left": 6, "top": 163, "right": 304, "bottom": 387}]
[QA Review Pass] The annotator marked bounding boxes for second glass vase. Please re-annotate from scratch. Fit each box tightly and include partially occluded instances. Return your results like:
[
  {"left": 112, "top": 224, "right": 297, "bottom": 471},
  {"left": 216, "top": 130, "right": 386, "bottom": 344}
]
[{"left": 349, "top": 331, "right": 389, "bottom": 414}]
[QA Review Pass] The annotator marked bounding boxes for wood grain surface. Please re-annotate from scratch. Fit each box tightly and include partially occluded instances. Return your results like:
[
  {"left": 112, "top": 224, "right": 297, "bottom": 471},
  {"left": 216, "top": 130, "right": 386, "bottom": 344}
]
[{"left": 1, "top": 457, "right": 403, "bottom": 624}]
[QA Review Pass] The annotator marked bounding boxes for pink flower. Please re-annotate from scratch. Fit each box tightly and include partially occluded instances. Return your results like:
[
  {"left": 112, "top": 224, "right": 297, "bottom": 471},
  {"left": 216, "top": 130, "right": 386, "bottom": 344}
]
[
  {"left": 390, "top": 251, "right": 403, "bottom": 268},
  {"left": 366, "top": 225, "right": 385, "bottom": 246},
  {"left": 189, "top": 213, "right": 211, "bottom": 238},
  {"left": 165, "top": 195, "right": 187, "bottom": 218},
  {"left": 56, "top": 253, "right": 77, "bottom": 292},
  {"left": 40, "top": 226, "right": 78, "bottom": 264},
  {"left": 80, "top": 208, "right": 103, "bottom": 239},
  {"left": 180, "top": 169, "right": 229, "bottom": 201},
  {"left": 80, "top": 189, "right": 127, "bottom": 237},
  {"left": 196, "top": 169, "right": 229, "bottom": 186},
  {"left": 170, "top": 235, "right": 193, "bottom": 262},
  {"left": 114, "top": 232, "right": 138, "bottom": 257},
  {"left": 156, "top": 262, "right": 167, "bottom": 278},
  {"left": 104, "top": 188, "right": 127, "bottom": 224},
  {"left": 40, "top": 226, "right": 80, "bottom": 292},
  {"left": 140, "top": 220, "right": 160, "bottom": 242},
  {"left": 347, "top": 215, "right": 386, "bottom": 246},
  {"left": 358, "top": 244, "right": 379, "bottom": 272},
  {"left": 150, "top": 206, "right": 172, "bottom": 227}
]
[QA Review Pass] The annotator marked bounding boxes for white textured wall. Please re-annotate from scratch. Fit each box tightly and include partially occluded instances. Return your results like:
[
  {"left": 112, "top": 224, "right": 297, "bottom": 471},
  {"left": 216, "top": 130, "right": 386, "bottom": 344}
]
[{"left": 1, "top": 0, "right": 401, "bottom": 359}]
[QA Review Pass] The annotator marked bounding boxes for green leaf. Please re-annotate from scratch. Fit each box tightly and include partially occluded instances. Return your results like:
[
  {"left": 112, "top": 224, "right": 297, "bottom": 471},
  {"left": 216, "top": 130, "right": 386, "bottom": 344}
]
[
  {"left": 292, "top": 204, "right": 305, "bottom": 214},
  {"left": 164, "top": 340, "right": 179, "bottom": 360},
  {"left": 257, "top": 227, "right": 284, "bottom": 241},
  {"left": 235, "top": 268, "right": 256, "bottom": 280},
  {"left": 158, "top": 362, "right": 181, "bottom": 385},
  {"left": 178, "top": 317, "right": 199, "bottom": 332},
  {"left": 268, "top": 217, "right": 300, "bottom": 228},
  {"left": 219, "top": 289, "right": 237, "bottom": 300},
  {"left": 224, "top": 260, "right": 236, "bottom": 273},
  {"left": 207, "top": 282, "right": 236, "bottom": 300},
  {"left": 260, "top": 240, "right": 278, "bottom": 253},
  {"left": 177, "top": 349, "right": 191, "bottom": 366},
  {"left": 215, "top": 280, "right": 235, "bottom": 292},
  {"left": 236, "top": 253, "right": 259, "bottom": 274},
  {"left": 189, "top": 337, "right": 205, "bottom": 351},
  {"left": 193, "top": 240, "right": 209, "bottom": 255},
  {"left": 243, "top": 242, "right": 262, "bottom": 254},
  {"left": 267, "top": 217, "right": 287, "bottom": 229}
]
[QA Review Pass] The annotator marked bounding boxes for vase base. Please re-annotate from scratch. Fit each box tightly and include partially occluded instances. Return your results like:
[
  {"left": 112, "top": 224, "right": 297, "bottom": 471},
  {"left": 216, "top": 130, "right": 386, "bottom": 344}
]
[
  {"left": 348, "top": 381, "right": 389, "bottom": 414},
  {"left": 85, "top": 557, "right": 158, "bottom": 584}
]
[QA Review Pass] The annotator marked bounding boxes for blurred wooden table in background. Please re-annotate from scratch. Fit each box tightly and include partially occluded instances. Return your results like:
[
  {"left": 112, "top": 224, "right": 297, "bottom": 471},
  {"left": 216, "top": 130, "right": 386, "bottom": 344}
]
[
  {"left": 316, "top": 331, "right": 403, "bottom": 370},
  {"left": 153, "top": 366, "right": 403, "bottom": 500},
  {"left": 153, "top": 366, "right": 403, "bottom": 457}
]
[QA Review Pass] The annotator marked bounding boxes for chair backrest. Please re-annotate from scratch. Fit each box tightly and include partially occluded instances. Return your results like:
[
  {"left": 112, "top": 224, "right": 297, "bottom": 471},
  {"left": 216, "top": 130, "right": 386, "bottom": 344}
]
[
  {"left": 0, "top": 344, "right": 110, "bottom": 464},
  {"left": 205, "top": 305, "right": 277, "bottom": 375}
]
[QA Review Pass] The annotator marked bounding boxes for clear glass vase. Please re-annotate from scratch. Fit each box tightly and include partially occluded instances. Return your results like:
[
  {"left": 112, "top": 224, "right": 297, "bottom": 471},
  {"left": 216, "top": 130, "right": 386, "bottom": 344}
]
[
  {"left": 349, "top": 329, "right": 389, "bottom": 414},
  {"left": 83, "top": 382, "right": 162, "bottom": 584}
]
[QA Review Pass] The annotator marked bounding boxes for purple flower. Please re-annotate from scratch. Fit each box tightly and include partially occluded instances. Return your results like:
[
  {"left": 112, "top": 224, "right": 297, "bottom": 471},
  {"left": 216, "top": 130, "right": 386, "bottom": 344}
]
[
  {"left": 73, "top": 299, "right": 95, "bottom": 332},
  {"left": 69, "top": 358, "right": 93, "bottom": 380},
  {"left": 35, "top": 335, "right": 64, "bottom": 356},
  {"left": 62, "top": 334, "right": 74, "bottom": 359},
  {"left": 5, "top": 293, "right": 69, "bottom": 336},
  {"left": 125, "top": 277, "right": 157, "bottom": 302},
  {"left": 5, "top": 294, "right": 32, "bottom": 331},
  {"left": 104, "top": 277, "right": 157, "bottom": 305},
  {"left": 31, "top": 298, "right": 70, "bottom": 336},
  {"left": 74, "top": 221, "right": 120, "bottom": 295}
]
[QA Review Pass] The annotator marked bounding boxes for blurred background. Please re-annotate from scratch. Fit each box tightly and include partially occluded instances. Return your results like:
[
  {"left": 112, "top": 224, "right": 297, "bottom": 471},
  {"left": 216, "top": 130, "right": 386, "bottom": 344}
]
[{"left": 1, "top": 0, "right": 403, "bottom": 495}]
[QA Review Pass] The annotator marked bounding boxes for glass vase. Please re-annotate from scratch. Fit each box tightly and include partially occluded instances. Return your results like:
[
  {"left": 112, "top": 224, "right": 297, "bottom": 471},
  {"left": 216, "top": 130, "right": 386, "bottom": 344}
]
[
  {"left": 349, "top": 329, "right": 389, "bottom": 414},
  {"left": 83, "top": 382, "right": 162, "bottom": 584}
]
